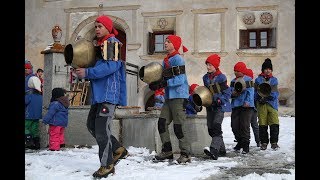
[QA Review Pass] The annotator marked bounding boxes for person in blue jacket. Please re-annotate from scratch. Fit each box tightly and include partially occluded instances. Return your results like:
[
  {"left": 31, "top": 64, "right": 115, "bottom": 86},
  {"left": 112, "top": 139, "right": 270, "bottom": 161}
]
[
  {"left": 74, "top": 15, "right": 128, "bottom": 178},
  {"left": 25, "top": 61, "right": 35, "bottom": 92},
  {"left": 254, "top": 58, "right": 280, "bottom": 151},
  {"left": 25, "top": 76, "right": 43, "bottom": 150},
  {"left": 202, "top": 54, "right": 231, "bottom": 160},
  {"left": 185, "top": 83, "right": 202, "bottom": 116},
  {"left": 149, "top": 35, "right": 191, "bottom": 164},
  {"left": 230, "top": 62, "right": 255, "bottom": 154},
  {"left": 43, "top": 88, "right": 69, "bottom": 151}
]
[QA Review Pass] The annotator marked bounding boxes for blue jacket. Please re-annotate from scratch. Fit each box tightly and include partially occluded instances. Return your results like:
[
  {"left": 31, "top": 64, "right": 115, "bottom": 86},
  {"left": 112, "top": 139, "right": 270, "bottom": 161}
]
[
  {"left": 154, "top": 94, "right": 165, "bottom": 108},
  {"left": 254, "top": 75, "right": 279, "bottom": 110},
  {"left": 162, "top": 54, "right": 189, "bottom": 99},
  {"left": 230, "top": 75, "right": 255, "bottom": 108},
  {"left": 25, "top": 89, "right": 43, "bottom": 120},
  {"left": 203, "top": 73, "right": 231, "bottom": 112},
  {"left": 25, "top": 73, "right": 35, "bottom": 92},
  {"left": 43, "top": 101, "right": 68, "bottom": 127},
  {"left": 85, "top": 36, "right": 127, "bottom": 106}
]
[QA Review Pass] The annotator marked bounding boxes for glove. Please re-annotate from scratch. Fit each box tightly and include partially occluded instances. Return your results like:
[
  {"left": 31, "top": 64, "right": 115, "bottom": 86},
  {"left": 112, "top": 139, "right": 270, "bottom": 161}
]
[
  {"left": 212, "top": 98, "right": 221, "bottom": 106},
  {"left": 149, "top": 79, "right": 167, "bottom": 91},
  {"left": 149, "top": 81, "right": 160, "bottom": 91},
  {"left": 231, "top": 91, "right": 240, "bottom": 98},
  {"left": 258, "top": 97, "right": 267, "bottom": 104},
  {"left": 194, "top": 104, "right": 202, "bottom": 112},
  {"left": 265, "top": 96, "right": 274, "bottom": 101}
]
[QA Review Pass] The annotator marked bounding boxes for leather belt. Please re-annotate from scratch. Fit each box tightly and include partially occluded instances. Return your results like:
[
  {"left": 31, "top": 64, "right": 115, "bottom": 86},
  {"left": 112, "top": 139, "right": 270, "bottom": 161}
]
[
  {"left": 162, "top": 65, "right": 186, "bottom": 78},
  {"left": 208, "top": 81, "right": 229, "bottom": 94}
]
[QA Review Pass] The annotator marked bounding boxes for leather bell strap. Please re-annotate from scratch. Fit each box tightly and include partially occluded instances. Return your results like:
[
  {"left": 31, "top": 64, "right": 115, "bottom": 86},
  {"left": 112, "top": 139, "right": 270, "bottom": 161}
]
[
  {"left": 162, "top": 65, "right": 186, "bottom": 78},
  {"left": 208, "top": 81, "right": 228, "bottom": 94},
  {"left": 103, "top": 40, "right": 121, "bottom": 61}
]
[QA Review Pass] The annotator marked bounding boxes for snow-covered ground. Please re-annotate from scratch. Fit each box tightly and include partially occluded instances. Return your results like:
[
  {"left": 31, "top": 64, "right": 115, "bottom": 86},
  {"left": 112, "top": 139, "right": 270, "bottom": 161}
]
[{"left": 25, "top": 116, "right": 295, "bottom": 180}]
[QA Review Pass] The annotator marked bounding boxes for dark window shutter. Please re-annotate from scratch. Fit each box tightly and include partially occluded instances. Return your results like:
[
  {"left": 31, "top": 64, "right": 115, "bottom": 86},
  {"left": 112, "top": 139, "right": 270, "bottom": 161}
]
[
  {"left": 239, "top": 30, "right": 249, "bottom": 49},
  {"left": 148, "top": 32, "right": 155, "bottom": 55},
  {"left": 269, "top": 28, "right": 276, "bottom": 48}
]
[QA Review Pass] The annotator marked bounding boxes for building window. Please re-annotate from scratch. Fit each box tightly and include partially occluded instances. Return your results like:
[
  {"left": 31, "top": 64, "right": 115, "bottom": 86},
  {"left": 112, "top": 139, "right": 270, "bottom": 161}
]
[
  {"left": 239, "top": 28, "right": 276, "bottom": 49},
  {"left": 148, "top": 30, "right": 174, "bottom": 55}
]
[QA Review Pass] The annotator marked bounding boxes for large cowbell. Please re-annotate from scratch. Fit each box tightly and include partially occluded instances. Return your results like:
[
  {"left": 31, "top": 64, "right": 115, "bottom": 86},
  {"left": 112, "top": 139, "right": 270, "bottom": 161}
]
[
  {"left": 192, "top": 86, "right": 213, "bottom": 107},
  {"left": 139, "top": 62, "right": 163, "bottom": 84},
  {"left": 234, "top": 77, "right": 246, "bottom": 93},
  {"left": 257, "top": 82, "right": 272, "bottom": 97},
  {"left": 64, "top": 39, "right": 96, "bottom": 68}
]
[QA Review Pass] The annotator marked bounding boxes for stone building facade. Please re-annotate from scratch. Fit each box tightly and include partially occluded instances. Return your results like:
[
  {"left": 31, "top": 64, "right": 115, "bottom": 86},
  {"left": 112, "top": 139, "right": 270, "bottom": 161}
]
[{"left": 25, "top": 0, "right": 295, "bottom": 113}]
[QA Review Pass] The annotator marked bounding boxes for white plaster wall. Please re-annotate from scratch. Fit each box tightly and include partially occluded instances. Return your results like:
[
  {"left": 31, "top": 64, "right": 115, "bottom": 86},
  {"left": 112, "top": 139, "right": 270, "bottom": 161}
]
[{"left": 26, "top": 0, "right": 295, "bottom": 111}]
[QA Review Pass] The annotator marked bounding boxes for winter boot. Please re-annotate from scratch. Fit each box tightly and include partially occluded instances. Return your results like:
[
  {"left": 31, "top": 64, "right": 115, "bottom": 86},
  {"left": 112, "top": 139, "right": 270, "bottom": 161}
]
[
  {"left": 60, "top": 144, "right": 65, "bottom": 148},
  {"left": 241, "top": 141, "right": 250, "bottom": 154},
  {"left": 271, "top": 143, "right": 280, "bottom": 150},
  {"left": 30, "top": 137, "right": 40, "bottom": 150},
  {"left": 260, "top": 143, "right": 268, "bottom": 150},
  {"left": 233, "top": 139, "right": 241, "bottom": 152},
  {"left": 177, "top": 152, "right": 191, "bottom": 164},
  {"left": 113, "top": 146, "right": 128, "bottom": 165},
  {"left": 154, "top": 151, "right": 173, "bottom": 161},
  {"left": 256, "top": 142, "right": 261, "bottom": 147},
  {"left": 25, "top": 134, "right": 34, "bottom": 149},
  {"left": 92, "top": 164, "right": 115, "bottom": 178},
  {"left": 203, "top": 147, "right": 218, "bottom": 160},
  {"left": 219, "top": 150, "right": 227, "bottom": 157}
]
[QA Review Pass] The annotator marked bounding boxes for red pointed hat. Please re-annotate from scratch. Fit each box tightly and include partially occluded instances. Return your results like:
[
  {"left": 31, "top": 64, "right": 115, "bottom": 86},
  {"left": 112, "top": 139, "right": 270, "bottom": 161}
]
[
  {"left": 167, "top": 35, "right": 188, "bottom": 52},
  {"left": 96, "top": 15, "right": 118, "bottom": 35},
  {"left": 25, "top": 63, "right": 32, "bottom": 69},
  {"left": 234, "top": 62, "right": 247, "bottom": 74},
  {"left": 189, "top": 84, "right": 199, "bottom": 94},
  {"left": 245, "top": 68, "right": 254, "bottom": 79},
  {"left": 205, "top": 54, "right": 221, "bottom": 69}
]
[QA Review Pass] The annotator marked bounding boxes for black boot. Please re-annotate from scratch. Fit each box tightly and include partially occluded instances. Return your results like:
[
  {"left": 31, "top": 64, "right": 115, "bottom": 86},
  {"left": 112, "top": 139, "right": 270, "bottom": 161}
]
[
  {"left": 25, "top": 134, "right": 34, "bottom": 149},
  {"left": 204, "top": 148, "right": 219, "bottom": 160},
  {"left": 241, "top": 141, "right": 250, "bottom": 154},
  {"left": 31, "top": 137, "right": 40, "bottom": 150},
  {"left": 233, "top": 139, "right": 241, "bottom": 151}
]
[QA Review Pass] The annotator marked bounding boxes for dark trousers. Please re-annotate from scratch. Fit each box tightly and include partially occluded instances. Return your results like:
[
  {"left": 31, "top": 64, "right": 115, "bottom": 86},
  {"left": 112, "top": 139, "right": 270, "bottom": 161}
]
[
  {"left": 206, "top": 108, "right": 226, "bottom": 152},
  {"left": 250, "top": 110, "right": 260, "bottom": 143},
  {"left": 231, "top": 107, "right": 253, "bottom": 149},
  {"left": 87, "top": 103, "right": 121, "bottom": 167}
]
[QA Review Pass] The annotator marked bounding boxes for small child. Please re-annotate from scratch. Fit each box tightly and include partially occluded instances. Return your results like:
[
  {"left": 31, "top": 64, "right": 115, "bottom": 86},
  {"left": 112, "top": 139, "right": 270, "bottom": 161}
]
[
  {"left": 230, "top": 62, "right": 255, "bottom": 154},
  {"left": 185, "top": 84, "right": 202, "bottom": 116},
  {"left": 154, "top": 88, "right": 165, "bottom": 109},
  {"left": 25, "top": 76, "right": 43, "bottom": 150},
  {"left": 43, "top": 88, "right": 70, "bottom": 151},
  {"left": 254, "top": 58, "right": 280, "bottom": 150}
]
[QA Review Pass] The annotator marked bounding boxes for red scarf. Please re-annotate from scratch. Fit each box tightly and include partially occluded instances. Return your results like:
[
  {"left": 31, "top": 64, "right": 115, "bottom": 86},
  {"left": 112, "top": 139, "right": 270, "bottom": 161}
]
[
  {"left": 97, "top": 34, "right": 115, "bottom": 46},
  {"left": 164, "top": 51, "right": 180, "bottom": 68},
  {"left": 259, "top": 72, "right": 273, "bottom": 79},
  {"left": 208, "top": 69, "right": 222, "bottom": 79}
]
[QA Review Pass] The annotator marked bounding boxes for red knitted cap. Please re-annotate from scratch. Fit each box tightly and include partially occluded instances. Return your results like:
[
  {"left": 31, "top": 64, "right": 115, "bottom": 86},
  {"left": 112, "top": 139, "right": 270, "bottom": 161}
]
[
  {"left": 205, "top": 54, "right": 221, "bottom": 69},
  {"left": 96, "top": 15, "right": 118, "bottom": 35},
  {"left": 234, "top": 62, "right": 247, "bottom": 74},
  {"left": 167, "top": 35, "right": 188, "bottom": 52}
]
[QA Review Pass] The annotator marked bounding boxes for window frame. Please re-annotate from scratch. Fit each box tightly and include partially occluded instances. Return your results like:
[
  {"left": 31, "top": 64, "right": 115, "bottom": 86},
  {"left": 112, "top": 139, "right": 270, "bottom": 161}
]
[
  {"left": 148, "top": 30, "right": 174, "bottom": 55},
  {"left": 239, "top": 28, "right": 276, "bottom": 49}
]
